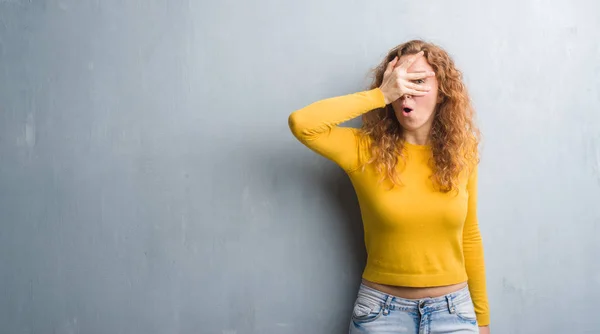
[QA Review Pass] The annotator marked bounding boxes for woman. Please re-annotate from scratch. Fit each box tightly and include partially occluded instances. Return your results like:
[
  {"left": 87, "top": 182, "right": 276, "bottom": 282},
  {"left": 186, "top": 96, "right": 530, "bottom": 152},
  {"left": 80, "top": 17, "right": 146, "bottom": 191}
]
[{"left": 288, "top": 40, "right": 490, "bottom": 334}]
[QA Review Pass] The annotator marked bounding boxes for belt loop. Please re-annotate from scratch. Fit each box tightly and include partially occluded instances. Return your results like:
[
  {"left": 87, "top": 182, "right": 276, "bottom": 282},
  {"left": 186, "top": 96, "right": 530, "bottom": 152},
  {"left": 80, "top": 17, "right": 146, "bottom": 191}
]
[
  {"left": 446, "top": 295, "right": 456, "bottom": 314},
  {"left": 382, "top": 295, "right": 393, "bottom": 315}
]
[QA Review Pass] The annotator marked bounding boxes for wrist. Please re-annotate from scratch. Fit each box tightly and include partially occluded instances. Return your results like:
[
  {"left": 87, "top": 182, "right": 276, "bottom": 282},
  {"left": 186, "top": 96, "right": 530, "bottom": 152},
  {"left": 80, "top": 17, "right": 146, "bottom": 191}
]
[{"left": 379, "top": 89, "right": 390, "bottom": 105}]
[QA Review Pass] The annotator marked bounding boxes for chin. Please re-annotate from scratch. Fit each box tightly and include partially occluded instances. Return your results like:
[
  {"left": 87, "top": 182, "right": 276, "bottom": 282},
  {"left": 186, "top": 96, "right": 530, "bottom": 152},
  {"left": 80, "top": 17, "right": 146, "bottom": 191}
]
[{"left": 397, "top": 119, "right": 423, "bottom": 132}]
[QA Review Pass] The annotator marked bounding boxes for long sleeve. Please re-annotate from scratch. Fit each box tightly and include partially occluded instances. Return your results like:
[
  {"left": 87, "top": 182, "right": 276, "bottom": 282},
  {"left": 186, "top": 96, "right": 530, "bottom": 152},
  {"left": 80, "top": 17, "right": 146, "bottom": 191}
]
[
  {"left": 462, "top": 163, "right": 490, "bottom": 326},
  {"left": 288, "top": 88, "right": 387, "bottom": 171}
]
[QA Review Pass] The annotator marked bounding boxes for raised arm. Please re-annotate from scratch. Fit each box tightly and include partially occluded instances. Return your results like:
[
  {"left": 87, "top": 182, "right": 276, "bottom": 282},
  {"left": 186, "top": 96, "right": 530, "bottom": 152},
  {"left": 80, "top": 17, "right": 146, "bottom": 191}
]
[
  {"left": 288, "top": 51, "right": 435, "bottom": 171},
  {"left": 288, "top": 88, "right": 386, "bottom": 171}
]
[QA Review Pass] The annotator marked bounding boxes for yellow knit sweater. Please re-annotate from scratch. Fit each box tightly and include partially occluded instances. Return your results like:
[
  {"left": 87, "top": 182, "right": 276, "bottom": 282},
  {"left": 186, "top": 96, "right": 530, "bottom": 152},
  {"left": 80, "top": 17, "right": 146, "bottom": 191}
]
[{"left": 288, "top": 87, "right": 489, "bottom": 326}]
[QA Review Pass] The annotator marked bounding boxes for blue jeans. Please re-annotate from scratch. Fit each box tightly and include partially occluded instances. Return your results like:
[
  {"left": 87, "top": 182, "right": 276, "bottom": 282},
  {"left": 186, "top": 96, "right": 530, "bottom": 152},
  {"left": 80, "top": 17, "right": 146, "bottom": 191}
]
[{"left": 348, "top": 283, "right": 479, "bottom": 333}]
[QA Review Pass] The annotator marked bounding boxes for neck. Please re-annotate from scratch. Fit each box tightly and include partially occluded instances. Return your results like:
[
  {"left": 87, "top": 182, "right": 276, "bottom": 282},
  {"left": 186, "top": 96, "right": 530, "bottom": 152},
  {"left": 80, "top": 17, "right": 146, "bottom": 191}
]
[{"left": 403, "top": 129, "right": 431, "bottom": 146}]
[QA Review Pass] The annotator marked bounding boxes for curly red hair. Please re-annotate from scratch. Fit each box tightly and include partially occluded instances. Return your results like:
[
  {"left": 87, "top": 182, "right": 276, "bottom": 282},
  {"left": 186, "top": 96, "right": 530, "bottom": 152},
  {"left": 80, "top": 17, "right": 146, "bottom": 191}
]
[{"left": 359, "top": 40, "right": 480, "bottom": 193}]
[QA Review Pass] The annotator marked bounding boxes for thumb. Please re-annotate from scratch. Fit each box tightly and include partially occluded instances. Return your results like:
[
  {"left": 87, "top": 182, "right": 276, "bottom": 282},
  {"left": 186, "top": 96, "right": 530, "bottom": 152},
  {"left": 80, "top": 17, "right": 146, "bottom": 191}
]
[{"left": 385, "top": 56, "right": 398, "bottom": 74}]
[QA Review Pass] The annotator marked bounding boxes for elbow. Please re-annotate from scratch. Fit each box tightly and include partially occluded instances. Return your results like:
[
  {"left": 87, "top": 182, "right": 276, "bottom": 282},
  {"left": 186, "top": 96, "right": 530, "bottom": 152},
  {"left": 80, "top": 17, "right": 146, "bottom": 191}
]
[
  {"left": 288, "top": 110, "right": 305, "bottom": 140},
  {"left": 462, "top": 227, "right": 483, "bottom": 247},
  {"left": 463, "top": 233, "right": 483, "bottom": 247},
  {"left": 287, "top": 111, "right": 298, "bottom": 132}
]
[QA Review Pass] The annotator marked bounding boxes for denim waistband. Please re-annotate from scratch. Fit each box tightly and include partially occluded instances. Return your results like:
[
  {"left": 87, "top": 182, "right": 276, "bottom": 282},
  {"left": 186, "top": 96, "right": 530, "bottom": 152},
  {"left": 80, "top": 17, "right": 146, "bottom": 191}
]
[{"left": 357, "top": 283, "right": 472, "bottom": 313}]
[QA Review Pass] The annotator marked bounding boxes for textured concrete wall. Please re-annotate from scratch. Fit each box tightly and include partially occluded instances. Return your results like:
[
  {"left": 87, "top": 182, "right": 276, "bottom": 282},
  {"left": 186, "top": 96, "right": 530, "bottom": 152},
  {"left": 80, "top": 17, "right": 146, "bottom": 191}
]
[{"left": 1, "top": 1, "right": 599, "bottom": 333}]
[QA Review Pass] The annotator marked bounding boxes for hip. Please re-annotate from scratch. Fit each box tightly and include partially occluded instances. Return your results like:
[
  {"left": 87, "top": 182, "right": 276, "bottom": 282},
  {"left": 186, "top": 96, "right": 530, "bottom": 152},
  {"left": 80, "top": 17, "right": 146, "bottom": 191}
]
[{"left": 349, "top": 282, "right": 478, "bottom": 333}]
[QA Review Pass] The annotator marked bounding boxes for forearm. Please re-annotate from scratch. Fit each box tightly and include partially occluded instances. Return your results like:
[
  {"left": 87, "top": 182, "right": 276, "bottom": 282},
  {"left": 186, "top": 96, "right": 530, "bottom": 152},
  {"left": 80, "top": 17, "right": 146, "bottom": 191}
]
[
  {"left": 288, "top": 88, "right": 386, "bottom": 170},
  {"left": 288, "top": 88, "right": 386, "bottom": 142},
  {"left": 463, "top": 164, "right": 490, "bottom": 326},
  {"left": 464, "top": 234, "right": 490, "bottom": 326}
]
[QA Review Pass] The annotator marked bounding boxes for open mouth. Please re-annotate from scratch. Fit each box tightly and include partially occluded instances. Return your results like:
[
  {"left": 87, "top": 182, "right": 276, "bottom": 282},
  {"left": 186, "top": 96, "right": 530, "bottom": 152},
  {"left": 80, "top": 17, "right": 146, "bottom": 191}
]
[{"left": 403, "top": 107, "right": 413, "bottom": 113}]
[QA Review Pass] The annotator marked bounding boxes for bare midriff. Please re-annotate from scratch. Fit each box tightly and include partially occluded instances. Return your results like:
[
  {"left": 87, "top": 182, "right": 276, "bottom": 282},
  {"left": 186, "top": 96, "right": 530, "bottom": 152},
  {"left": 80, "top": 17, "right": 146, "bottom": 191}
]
[{"left": 361, "top": 278, "right": 468, "bottom": 300}]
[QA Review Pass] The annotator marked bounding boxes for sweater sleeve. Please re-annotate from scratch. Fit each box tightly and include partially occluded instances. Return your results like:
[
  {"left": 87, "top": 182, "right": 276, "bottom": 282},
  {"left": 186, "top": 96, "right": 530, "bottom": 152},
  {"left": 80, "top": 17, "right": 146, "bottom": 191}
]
[
  {"left": 288, "top": 88, "right": 387, "bottom": 171},
  {"left": 463, "top": 163, "right": 490, "bottom": 326}
]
